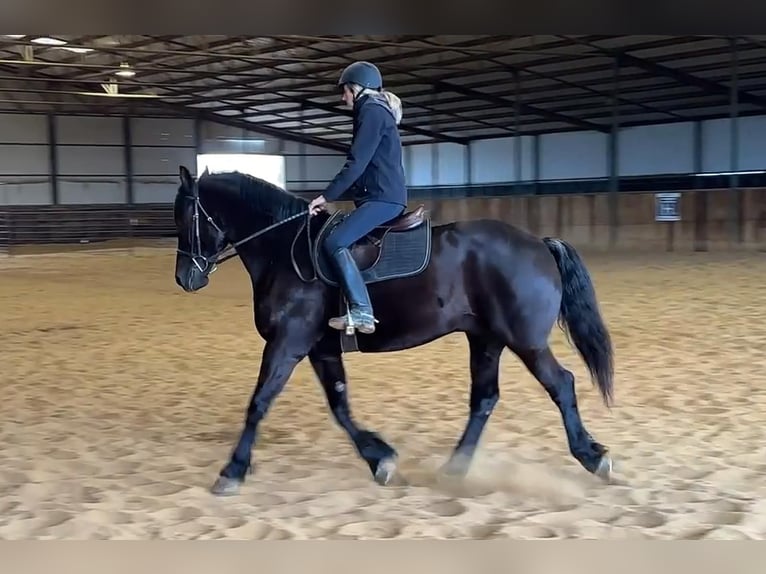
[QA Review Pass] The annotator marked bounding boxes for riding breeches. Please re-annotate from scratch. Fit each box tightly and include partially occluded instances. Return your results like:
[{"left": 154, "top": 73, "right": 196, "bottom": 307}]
[{"left": 322, "top": 200, "right": 404, "bottom": 256}]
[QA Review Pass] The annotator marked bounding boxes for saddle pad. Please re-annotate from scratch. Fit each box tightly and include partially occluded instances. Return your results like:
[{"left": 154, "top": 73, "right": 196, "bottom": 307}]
[{"left": 313, "top": 212, "right": 432, "bottom": 287}]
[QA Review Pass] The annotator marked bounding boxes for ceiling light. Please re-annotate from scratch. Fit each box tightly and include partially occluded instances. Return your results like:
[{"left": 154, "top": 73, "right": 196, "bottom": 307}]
[
  {"left": 114, "top": 62, "right": 135, "bottom": 77},
  {"left": 31, "top": 36, "right": 67, "bottom": 46},
  {"left": 93, "top": 37, "right": 120, "bottom": 46},
  {"left": 3, "top": 35, "right": 25, "bottom": 39},
  {"left": 75, "top": 80, "right": 158, "bottom": 98},
  {"left": 61, "top": 46, "right": 93, "bottom": 54},
  {"left": 76, "top": 91, "right": 161, "bottom": 99}
]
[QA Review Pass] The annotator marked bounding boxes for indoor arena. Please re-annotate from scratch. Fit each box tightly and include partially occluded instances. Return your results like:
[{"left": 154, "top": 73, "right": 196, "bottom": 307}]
[{"left": 2, "top": 35, "right": 766, "bottom": 540}]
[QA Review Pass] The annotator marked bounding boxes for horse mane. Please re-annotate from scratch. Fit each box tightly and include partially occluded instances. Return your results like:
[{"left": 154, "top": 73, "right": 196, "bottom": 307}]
[{"left": 199, "top": 170, "right": 308, "bottom": 224}]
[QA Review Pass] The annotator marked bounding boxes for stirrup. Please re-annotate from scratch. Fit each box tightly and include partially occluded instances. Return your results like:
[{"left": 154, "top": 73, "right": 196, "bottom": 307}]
[
  {"left": 342, "top": 309, "right": 378, "bottom": 335},
  {"left": 330, "top": 299, "right": 378, "bottom": 334}
]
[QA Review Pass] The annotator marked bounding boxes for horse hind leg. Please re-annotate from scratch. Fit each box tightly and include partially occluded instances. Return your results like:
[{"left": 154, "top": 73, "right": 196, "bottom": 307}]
[
  {"left": 308, "top": 345, "right": 399, "bottom": 486},
  {"left": 513, "top": 345, "right": 613, "bottom": 482},
  {"left": 442, "top": 333, "right": 504, "bottom": 478}
]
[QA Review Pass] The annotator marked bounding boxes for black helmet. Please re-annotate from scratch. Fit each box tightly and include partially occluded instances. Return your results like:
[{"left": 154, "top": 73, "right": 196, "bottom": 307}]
[{"left": 337, "top": 61, "right": 383, "bottom": 90}]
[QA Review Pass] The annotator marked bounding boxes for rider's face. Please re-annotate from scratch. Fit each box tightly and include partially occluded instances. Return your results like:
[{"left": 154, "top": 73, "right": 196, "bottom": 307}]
[{"left": 341, "top": 85, "right": 355, "bottom": 108}]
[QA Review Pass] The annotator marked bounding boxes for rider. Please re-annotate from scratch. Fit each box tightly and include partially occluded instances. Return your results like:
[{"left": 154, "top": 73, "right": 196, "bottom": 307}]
[{"left": 308, "top": 61, "right": 407, "bottom": 335}]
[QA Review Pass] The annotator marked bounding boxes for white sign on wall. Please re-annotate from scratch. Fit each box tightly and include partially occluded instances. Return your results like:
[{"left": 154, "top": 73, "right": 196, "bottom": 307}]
[{"left": 654, "top": 192, "right": 681, "bottom": 222}]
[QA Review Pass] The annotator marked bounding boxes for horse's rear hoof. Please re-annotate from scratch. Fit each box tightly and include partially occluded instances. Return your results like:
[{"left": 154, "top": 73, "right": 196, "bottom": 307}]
[
  {"left": 211, "top": 476, "right": 243, "bottom": 496},
  {"left": 374, "top": 457, "right": 397, "bottom": 486},
  {"left": 440, "top": 453, "right": 472, "bottom": 479},
  {"left": 594, "top": 455, "right": 613, "bottom": 484}
]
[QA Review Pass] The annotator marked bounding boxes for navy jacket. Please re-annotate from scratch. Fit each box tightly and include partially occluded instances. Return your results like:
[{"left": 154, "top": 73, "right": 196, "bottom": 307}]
[{"left": 322, "top": 92, "right": 407, "bottom": 207}]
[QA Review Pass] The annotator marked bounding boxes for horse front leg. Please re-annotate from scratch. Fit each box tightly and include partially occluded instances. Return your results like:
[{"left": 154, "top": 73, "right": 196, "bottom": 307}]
[{"left": 211, "top": 337, "right": 309, "bottom": 496}]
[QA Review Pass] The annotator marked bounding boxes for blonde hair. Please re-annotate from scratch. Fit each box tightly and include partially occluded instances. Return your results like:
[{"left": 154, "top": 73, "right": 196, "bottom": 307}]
[{"left": 350, "top": 84, "right": 403, "bottom": 125}]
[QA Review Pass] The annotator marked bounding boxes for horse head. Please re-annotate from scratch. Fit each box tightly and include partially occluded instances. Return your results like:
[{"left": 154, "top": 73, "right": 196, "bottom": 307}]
[{"left": 173, "top": 165, "right": 229, "bottom": 292}]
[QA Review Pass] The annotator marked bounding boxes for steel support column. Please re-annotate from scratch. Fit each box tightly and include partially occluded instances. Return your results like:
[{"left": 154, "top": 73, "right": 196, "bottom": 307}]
[
  {"left": 123, "top": 116, "right": 134, "bottom": 205},
  {"left": 514, "top": 70, "right": 523, "bottom": 189},
  {"left": 529, "top": 134, "right": 541, "bottom": 235},
  {"left": 693, "top": 120, "right": 707, "bottom": 251},
  {"left": 430, "top": 88, "right": 439, "bottom": 188},
  {"left": 608, "top": 56, "right": 620, "bottom": 247},
  {"left": 465, "top": 141, "right": 472, "bottom": 186},
  {"left": 47, "top": 114, "right": 58, "bottom": 205},
  {"left": 298, "top": 104, "right": 307, "bottom": 193},
  {"left": 729, "top": 37, "right": 743, "bottom": 244},
  {"left": 193, "top": 116, "right": 203, "bottom": 162},
  {"left": 608, "top": 56, "right": 620, "bottom": 248}
]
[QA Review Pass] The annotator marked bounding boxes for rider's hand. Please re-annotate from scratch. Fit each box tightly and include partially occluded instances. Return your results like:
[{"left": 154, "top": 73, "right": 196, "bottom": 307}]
[{"left": 309, "top": 195, "right": 327, "bottom": 216}]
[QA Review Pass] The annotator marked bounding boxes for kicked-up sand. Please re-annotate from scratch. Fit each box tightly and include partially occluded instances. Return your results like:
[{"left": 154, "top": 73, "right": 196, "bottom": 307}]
[{"left": 1, "top": 244, "right": 766, "bottom": 539}]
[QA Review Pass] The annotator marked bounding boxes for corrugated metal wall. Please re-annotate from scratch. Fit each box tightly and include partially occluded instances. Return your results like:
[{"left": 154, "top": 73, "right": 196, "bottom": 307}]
[{"left": 2, "top": 112, "right": 766, "bottom": 205}]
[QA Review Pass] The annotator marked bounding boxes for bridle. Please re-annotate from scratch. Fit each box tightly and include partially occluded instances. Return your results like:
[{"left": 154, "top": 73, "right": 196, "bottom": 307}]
[{"left": 176, "top": 193, "right": 310, "bottom": 276}]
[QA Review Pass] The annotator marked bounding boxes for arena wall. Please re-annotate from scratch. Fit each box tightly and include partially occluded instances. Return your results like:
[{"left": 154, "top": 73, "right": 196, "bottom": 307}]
[{"left": 3, "top": 188, "right": 763, "bottom": 254}]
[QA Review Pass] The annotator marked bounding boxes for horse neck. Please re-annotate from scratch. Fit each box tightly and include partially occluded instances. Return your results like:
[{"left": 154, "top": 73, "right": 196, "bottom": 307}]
[
  {"left": 201, "top": 179, "right": 284, "bottom": 236},
  {"left": 200, "top": 179, "right": 303, "bottom": 277}
]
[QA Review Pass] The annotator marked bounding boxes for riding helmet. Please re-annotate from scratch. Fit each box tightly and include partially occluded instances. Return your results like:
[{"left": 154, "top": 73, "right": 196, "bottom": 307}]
[{"left": 337, "top": 61, "right": 383, "bottom": 90}]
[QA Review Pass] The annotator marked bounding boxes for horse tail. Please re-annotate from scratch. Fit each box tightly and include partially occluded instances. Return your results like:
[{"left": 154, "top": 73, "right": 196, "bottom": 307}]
[{"left": 541, "top": 237, "right": 614, "bottom": 408}]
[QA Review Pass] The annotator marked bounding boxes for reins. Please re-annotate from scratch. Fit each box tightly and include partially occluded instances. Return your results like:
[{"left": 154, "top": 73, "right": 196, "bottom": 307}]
[{"left": 215, "top": 209, "right": 310, "bottom": 265}]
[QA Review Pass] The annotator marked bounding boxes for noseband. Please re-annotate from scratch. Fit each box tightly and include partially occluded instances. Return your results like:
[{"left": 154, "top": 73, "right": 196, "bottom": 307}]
[{"left": 176, "top": 194, "right": 309, "bottom": 275}]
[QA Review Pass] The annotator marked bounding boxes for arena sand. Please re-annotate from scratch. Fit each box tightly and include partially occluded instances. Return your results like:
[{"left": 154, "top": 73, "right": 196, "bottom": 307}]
[{"left": 1, "top": 246, "right": 765, "bottom": 539}]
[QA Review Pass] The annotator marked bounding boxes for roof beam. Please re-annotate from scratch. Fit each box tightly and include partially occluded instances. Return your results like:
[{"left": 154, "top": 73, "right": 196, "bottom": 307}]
[
  {"left": 268, "top": 39, "right": 510, "bottom": 141},
  {"left": 565, "top": 36, "right": 766, "bottom": 111},
  {"left": 142, "top": 39, "right": 481, "bottom": 143},
  {"left": 618, "top": 52, "right": 766, "bottom": 110},
  {"left": 416, "top": 38, "right": 686, "bottom": 123},
  {"left": 157, "top": 102, "right": 350, "bottom": 153},
  {"left": 285, "top": 98, "right": 470, "bottom": 145},
  {"left": 150, "top": 38, "right": 760, "bottom": 114},
  {"left": 71, "top": 35, "right": 478, "bottom": 143},
  {"left": 433, "top": 79, "right": 610, "bottom": 133},
  {"left": 165, "top": 36, "right": 607, "bottom": 135},
  {"left": 0, "top": 56, "right": 350, "bottom": 154},
  {"left": 138, "top": 36, "right": 515, "bottom": 109}
]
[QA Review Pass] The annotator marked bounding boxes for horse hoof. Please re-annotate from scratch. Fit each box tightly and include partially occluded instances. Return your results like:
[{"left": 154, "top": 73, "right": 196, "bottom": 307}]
[
  {"left": 441, "top": 453, "right": 471, "bottom": 478},
  {"left": 210, "top": 476, "right": 243, "bottom": 496},
  {"left": 374, "top": 457, "right": 397, "bottom": 486},
  {"left": 595, "top": 455, "right": 613, "bottom": 483}
]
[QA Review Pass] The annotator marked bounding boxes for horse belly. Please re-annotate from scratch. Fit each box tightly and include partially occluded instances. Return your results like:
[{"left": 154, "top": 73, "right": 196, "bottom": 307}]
[{"left": 355, "top": 246, "right": 471, "bottom": 352}]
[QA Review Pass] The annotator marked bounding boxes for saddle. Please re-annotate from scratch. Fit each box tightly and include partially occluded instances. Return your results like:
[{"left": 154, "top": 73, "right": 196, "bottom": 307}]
[
  {"left": 374, "top": 205, "right": 426, "bottom": 232},
  {"left": 358, "top": 204, "right": 426, "bottom": 247},
  {"left": 285, "top": 204, "right": 432, "bottom": 354},
  {"left": 310, "top": 204, "right": 432, "bottom": 287}
]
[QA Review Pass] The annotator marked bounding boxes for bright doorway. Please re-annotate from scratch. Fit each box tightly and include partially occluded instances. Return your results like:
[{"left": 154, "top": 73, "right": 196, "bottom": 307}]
[{"left": 196, "top": 153, "right": 286, "bottom": 189}]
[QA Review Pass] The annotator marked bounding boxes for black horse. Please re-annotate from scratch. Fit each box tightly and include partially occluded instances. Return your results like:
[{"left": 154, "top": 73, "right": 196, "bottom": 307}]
[{"left": 173, "top": 165, "right": 615, "bottom": 496}]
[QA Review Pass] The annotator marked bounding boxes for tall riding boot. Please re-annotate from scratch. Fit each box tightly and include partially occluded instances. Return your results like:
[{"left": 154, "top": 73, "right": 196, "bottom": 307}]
[{"left": 328, "top": 247, "right": 377, "bottom": 334}]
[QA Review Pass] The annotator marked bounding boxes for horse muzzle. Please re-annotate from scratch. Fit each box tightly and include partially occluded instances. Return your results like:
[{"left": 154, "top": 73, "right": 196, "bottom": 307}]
[{"left": 175, "top": 261, "right": 212, "bottom": 293}]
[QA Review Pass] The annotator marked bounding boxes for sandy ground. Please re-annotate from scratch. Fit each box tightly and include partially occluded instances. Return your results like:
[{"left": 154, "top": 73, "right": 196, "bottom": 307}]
[{"left": 2, "top": 244, "right": 766, "bottom": 540}]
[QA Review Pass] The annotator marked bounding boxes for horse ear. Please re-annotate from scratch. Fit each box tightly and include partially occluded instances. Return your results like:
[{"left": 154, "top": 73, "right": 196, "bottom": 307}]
[
  {"left": 179, "top": 165, "right": 196, "bottom": 196},
  {"left": 202, "top": 166, "right": 210, "bottom": 177}
]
